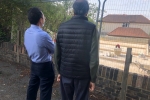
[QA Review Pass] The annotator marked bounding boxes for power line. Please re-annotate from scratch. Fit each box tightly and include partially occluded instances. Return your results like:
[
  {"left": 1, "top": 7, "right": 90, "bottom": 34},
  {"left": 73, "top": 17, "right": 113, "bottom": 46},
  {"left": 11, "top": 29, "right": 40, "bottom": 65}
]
[
  {"left": 13, "top": 0, "right": 67, "bottom": 3},
  {"left": 105, "top": 9, "right": 150, "bottom": 12},
  {"left": 30, "top": 0, "right": 66, "bottom": 3}
]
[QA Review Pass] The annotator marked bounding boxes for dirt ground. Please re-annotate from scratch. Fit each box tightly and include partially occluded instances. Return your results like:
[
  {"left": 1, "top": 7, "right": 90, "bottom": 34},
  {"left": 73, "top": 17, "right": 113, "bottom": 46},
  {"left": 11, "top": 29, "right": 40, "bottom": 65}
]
[
  {"left": 0, "top": 60, "right": 108, "bottom": 100},
  {"left": 99, "top": 50, "right": 150, "bottom": 76}
]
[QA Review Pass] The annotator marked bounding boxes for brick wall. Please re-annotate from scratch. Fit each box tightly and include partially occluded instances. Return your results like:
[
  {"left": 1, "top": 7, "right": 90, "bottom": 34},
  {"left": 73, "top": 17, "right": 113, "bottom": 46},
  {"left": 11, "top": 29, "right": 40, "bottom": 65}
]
[
  {"left": 96, "top": 65, "right": 150, "bottom": 100},
  {"left": 0, "top": 42, "right": 30, "bottom": 67}
]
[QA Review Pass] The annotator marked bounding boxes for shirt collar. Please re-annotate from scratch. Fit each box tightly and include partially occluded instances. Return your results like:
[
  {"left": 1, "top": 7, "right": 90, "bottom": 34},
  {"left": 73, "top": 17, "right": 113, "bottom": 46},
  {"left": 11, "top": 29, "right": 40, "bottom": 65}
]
[
  {"left": 71, "top": 15, "right": 88, "bottom": 21},
  {"left": 30, "top": 24, "right": 41, "bottom": 29}
]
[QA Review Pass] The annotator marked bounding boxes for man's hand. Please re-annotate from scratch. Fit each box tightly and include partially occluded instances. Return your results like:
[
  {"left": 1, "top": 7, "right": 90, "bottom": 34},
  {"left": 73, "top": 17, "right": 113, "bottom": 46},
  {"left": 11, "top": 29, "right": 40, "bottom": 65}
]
[
  {"left": 89, "top": 82, "right": 95, "bottom": 92},
  {"left": 57, "top": 74, "right": 61, "bottom": 82}
]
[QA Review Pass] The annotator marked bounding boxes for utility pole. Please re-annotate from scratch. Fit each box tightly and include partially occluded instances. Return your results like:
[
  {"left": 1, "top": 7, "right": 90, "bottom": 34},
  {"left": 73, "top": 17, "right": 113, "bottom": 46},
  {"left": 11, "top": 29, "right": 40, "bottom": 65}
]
[
  {"left": 96, "top": 0, "right": 101, "bottom": 30},
  {"left": 99, "top": 0, "right": 107, "bottom": 36}
]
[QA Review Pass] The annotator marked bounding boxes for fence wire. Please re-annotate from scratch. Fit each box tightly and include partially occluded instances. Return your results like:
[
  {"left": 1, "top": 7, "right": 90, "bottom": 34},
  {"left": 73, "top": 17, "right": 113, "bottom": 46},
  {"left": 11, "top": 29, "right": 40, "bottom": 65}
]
[{"left": 95, "top": 0, "right": 150, "bottom": 76}]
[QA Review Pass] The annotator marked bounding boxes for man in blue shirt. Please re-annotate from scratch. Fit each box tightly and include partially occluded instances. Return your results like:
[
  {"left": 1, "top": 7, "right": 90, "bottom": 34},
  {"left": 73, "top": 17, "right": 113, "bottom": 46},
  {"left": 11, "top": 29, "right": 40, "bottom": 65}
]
[{"left": 24, "top": 7, "right": 55, "bottom": 100}]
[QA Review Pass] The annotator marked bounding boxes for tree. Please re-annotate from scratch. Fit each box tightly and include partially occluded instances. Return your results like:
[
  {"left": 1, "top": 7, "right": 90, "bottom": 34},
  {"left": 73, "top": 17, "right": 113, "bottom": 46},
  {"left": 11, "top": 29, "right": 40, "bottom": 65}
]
[
  {"left": 0, "top": 0, "right": 97, "bottom": 44},
  {"left": 88, "top": 3, "right": 98, "bottom": 23},
  {"left": 0, "top": 0, "right": 32, "bottom": 42},
  {"left": 0, "top": 0, "right": 70, "bottom": 43}
]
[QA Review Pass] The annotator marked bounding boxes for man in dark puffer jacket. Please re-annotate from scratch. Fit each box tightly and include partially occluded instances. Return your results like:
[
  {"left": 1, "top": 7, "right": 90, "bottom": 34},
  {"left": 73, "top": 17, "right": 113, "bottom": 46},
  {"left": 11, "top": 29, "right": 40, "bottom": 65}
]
[{"left": 55, "top": 0, "right": 99, "bottom": 100}]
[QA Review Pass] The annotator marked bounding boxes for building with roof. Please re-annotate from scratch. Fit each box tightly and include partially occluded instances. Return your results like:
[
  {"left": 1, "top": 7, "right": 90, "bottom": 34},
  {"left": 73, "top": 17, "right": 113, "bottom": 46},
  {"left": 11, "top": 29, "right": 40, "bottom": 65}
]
[
  {"left": 100, "top": 27, "right": 150, "bottom": 55},
  {"left": 108, "top": 27, "right": 150, "bottom": 39},
  {"left": 101, "top": 14, "right": 150, "bottom": 35}
]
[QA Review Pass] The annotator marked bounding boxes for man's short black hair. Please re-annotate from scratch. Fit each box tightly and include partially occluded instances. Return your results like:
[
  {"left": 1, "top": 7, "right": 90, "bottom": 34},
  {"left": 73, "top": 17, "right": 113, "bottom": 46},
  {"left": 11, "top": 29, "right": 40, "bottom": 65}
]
[
  {"left": 73, "top": 0, "right": 89, "bottom": 16},
  {"left": 28, "top": 7, "right": 43, "bottom": 25}
]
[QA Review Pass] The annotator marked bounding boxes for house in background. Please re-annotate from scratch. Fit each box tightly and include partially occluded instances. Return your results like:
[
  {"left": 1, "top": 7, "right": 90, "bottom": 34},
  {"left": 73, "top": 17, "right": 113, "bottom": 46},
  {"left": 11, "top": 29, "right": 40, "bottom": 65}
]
[
  {"left": 101, "top": 14, "right": 150, "bottom": 35},
  {"left": 100, "top": 27, "right": 150, "bottom": 55},
  {"left": 108, "top": 27, "right": 150, "bottom": 38}
]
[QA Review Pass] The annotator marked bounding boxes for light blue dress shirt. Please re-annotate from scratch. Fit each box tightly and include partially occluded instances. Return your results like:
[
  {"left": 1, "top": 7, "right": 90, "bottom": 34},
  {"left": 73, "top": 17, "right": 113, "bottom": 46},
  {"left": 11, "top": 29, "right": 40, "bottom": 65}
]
[{"left": 24, "top": 25, "right": 54, "bottom": 63}]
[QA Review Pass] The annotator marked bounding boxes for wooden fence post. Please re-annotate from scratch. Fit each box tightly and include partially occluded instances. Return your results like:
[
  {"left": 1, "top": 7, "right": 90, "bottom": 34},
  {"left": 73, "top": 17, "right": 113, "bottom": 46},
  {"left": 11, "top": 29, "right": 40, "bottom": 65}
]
[
  {"left": 120, "top": 48, "right": 132, "bottom": 100},
  {"left": 16, "top": 30, "right": 21, "bottom": 63}
]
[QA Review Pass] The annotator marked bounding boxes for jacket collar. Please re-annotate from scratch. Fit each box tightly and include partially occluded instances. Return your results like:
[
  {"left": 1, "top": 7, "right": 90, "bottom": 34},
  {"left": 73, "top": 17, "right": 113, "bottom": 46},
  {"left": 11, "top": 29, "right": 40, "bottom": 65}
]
[{"left": 71, "top": 15, "right": 88, "bottom": 21}]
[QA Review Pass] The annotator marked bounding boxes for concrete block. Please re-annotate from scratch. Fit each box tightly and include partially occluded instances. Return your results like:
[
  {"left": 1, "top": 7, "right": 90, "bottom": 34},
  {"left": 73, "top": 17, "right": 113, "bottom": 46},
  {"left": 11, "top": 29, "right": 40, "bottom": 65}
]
[
  {"left": 127, "top": 73, "right": 133, "bottom": 86},
  {"left": 113, "top": 69, "right": 119, "bottom": 81},
  {"left": 106, "top": 67, "right": 111, "bottom": 79},
  {"left": 136, "top": 75, "right": 144, "bottom": 88},
  {"left": 109, "top": 68, "right": 115, "bottom": 80},
  {"left": 127, "top": 86, "right": 141, "bottom": 92},
  {"left": 146, "top": 77, "right": 150, "bottom": 91},
  {"left": 142, "top": 75, "right": 148, "bottom": 89},
  {"left": 117, "top": 70, "right": 123, "bottom": 82},
  {"left": 132, "top": 73, "right": 138, "bottom": 87},
  {"left": 137, "top": 93, "right": 148, "bottom": 99},
  {"left": 102, "top": 66, "right": 106, "bottom": 77},
  {"left": 99, "top": 65, "right": 103, "bottom": 76}
]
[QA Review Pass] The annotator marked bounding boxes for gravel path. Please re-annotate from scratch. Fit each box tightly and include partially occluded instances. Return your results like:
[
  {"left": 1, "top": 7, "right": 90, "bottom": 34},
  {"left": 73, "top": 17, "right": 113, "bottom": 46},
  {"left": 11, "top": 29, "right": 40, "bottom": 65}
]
[
  {"left": 0, "top": 60, "right": 61, "bottom": 100},
  {"left": 0, "top": 60, "right": 108, "bottom": 100}
]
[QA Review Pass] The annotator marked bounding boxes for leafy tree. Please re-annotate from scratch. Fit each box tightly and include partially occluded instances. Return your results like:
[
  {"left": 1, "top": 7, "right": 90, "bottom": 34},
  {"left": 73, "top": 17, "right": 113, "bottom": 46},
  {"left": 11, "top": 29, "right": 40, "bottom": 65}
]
[
  {"left": 0, "top": 0, "right": 32, "bottom": 42},
  {"left": 0, "top": 0, "right": 98, "bottom": 44}
]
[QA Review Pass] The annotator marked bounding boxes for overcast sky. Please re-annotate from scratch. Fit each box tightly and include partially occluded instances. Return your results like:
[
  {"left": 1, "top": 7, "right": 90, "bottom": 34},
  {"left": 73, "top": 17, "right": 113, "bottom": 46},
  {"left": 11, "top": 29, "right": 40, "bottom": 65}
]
[{"left": 88, "top": 0, "right": 150, "bottom": 19}]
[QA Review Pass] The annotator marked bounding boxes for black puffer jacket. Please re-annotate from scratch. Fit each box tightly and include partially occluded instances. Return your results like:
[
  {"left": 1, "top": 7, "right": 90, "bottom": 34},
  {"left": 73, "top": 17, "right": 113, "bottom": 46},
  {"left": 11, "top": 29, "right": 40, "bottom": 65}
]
[{"left": 57, "top": 15, "right": 96, "bottom": 79}]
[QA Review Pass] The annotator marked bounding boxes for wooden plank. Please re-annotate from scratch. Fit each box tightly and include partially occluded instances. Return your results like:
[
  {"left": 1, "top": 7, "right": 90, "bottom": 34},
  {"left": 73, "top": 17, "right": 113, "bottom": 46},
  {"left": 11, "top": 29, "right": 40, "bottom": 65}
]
[
  {"left": 100, "top": 41, "right": 146, "bottom": 49},
  {"left": 120, "top": 48, "right": 132, "bottom": 100},
  {"left": 16, "top": 30, "right": 21, "bottom": 63},
  {"left": 99, "top": 48, "right": 140, "bottom": 55}
]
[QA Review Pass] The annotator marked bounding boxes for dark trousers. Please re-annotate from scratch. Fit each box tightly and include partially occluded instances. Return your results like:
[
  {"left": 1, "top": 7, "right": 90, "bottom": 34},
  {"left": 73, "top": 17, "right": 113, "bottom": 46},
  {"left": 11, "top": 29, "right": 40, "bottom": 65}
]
[
  {"left": 60, "top": 76, "right": 90, "bottom": 100},
  {"left": 27, "top": 61, "right": 55, "bottom": 100}
]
